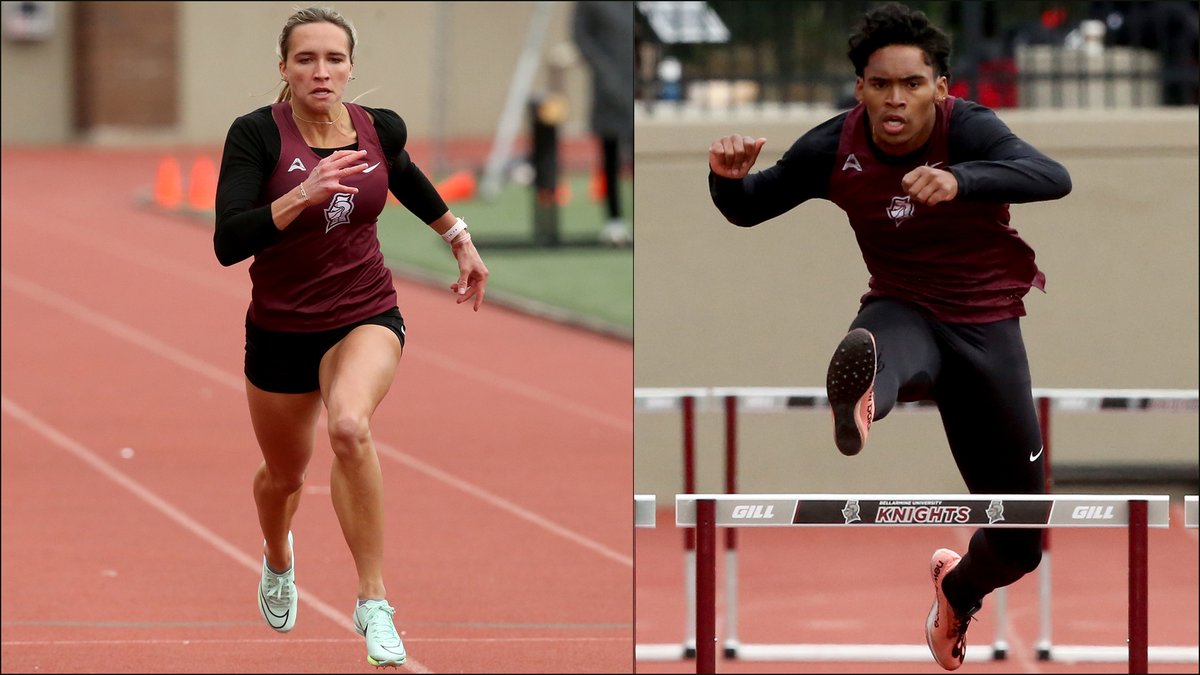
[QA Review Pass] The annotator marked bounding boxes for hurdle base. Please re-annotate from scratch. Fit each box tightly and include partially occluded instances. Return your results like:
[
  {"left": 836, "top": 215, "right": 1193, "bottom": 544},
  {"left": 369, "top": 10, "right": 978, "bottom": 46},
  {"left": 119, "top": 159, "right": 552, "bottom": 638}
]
[
  {"left": 732, "top": 643, "right": 999, "bottom": 663},
  {"left": 1039, "top": 645, "right": 1199, "bottom": 663},
  {"left": 635, "top": 643, "right": 692, "bottom": 661},
  {"left": 723, "top": 640, "right": 740, "bottom": 659}
]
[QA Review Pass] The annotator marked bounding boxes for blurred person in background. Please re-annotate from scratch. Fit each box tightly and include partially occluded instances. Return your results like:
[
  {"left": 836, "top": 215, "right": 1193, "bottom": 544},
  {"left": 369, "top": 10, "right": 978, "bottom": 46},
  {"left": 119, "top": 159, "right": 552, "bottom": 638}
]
[
  {"left": 706, "top": 3, "right": 1071, "bottom": 669},
  {"left": 573, "top": 0, "right": 634, "bottom": 245},
  {"left": 213, "top": 5, "right": 488, "bottom": 668}
]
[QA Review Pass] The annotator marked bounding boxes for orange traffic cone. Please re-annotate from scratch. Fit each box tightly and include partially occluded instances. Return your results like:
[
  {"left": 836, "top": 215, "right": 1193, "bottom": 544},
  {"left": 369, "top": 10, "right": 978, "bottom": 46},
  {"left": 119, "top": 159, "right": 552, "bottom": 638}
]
[
  {"left": 590, "top": 169, "right": 607, "bottom": 202},
  {"left": 153, "top": 156, "right": 183, "bottom": 210},
  {"left": 434, "top": 170, "right": 477, "bottom": 203},
  {"left": 187, "top": 156, "right": 217, "bottom": 211}
]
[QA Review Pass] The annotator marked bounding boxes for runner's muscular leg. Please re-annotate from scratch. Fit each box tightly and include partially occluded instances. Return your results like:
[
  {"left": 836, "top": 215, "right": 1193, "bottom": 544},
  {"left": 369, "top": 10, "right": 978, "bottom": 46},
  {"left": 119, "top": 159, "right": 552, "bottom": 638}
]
[
  {"left": 319, "top": 324, "right": 402, "bottom": 600},
  {"left": 246, "top": 380, "right": 322, "bottom": 571},
  {"left": 934, "top": 320, "right": 1044, "bottom": 606}
]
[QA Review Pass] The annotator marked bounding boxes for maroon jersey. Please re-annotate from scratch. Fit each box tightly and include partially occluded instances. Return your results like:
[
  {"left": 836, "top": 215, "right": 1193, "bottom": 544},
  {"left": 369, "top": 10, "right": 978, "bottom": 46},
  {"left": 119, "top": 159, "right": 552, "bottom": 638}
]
[
  {"left": 247, "top": 102, "right": 397, "bottom": 331},
  {"left": 827, "top": 97, "right": 1045, "bottom": 323}
]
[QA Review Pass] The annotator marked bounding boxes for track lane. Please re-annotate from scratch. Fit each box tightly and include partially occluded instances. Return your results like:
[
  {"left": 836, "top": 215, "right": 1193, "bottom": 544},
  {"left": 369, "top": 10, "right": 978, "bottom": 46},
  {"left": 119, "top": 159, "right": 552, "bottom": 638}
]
[{"left": 1, "top": 147, "right": 632, "bottom": 673}]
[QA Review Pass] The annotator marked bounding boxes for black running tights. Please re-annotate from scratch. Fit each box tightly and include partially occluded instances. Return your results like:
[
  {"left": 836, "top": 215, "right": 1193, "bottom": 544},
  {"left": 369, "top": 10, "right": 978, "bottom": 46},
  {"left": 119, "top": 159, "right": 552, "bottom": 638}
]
[{"left": 848, "top": 298, "right": 1045, "bottom": 608}]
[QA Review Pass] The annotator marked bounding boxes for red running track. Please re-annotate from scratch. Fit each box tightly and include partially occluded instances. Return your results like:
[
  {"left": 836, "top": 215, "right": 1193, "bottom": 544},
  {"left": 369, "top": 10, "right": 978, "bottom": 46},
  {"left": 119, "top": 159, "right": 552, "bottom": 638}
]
[{"left": 1, "top": 147, "right": 632, "bottom": 673}]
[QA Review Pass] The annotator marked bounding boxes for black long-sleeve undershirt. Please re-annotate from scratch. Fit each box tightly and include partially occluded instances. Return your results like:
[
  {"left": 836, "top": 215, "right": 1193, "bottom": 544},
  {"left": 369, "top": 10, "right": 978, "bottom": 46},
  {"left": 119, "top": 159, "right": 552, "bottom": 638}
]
[
  {"left": 710, "top": 98, "right": 1072, "bottom": 228},
  {"left": 214, "top": 104, "right": 447, "bottom": 266}
]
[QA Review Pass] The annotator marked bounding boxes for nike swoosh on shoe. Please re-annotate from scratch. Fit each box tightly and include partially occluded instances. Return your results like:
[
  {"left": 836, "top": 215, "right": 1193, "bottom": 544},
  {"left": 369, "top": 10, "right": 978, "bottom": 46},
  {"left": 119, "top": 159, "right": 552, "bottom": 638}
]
[{"left": 260, "top": 591, "right": 290, "bottom": 626}]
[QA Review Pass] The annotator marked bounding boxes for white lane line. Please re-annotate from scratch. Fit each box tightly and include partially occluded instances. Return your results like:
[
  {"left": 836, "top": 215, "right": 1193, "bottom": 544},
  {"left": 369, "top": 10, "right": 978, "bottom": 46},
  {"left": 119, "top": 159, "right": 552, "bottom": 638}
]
[
  {"left": 372, "top": 439, "right": 631, "bottom": 567},
  {"left": 7, "top": 223, "right": 632, "bottom": 433},
  {"left": 2, "top": 637, "right": 628, "bottom": 647},
  {"left": 0, "top": 395, "right": 434, "bottom": 674},
  {"left": 0, "top": 271, "right": 630, "bottom": 566},
  {"left": 416, "top": 350, "right": 630, "bottom": 431}
]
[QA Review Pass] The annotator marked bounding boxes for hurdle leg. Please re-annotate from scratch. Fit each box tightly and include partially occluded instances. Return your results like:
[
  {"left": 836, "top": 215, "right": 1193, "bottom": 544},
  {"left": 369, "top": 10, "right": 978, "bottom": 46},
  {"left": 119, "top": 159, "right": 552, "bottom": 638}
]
[
  {"left": 1037, "top": 551, "right": 1054, "bottom": 659},
  {"left": 722, "top": 395, "right": 740, "bottom": 658},
  {"left": 696, "top": 498, "right": 717, "bottom": 674},
  {"left": 685, "top": 550, "right": 697, "bottom": 657},
  {"left": 1129, "top": 499, "right": 1148, "bottom": 674},
  {"left": 724, "top": 547, "right": 739, "bottom": 658},
  {"left": 1036, "top": 396, "right": 1054, "bottom": 661},
  {"left": 684, "top": 395, "right": 697, "bottom": 657},
  {"left": 991, "top": 587, "right": 1009, "bottom": 659}
]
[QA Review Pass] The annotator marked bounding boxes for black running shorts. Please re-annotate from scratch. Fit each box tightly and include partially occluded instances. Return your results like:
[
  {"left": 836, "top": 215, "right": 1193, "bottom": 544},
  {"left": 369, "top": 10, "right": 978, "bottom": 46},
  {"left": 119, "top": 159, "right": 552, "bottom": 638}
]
[{"left": 244, "top": 307, "right": 406, "bottom": 394}]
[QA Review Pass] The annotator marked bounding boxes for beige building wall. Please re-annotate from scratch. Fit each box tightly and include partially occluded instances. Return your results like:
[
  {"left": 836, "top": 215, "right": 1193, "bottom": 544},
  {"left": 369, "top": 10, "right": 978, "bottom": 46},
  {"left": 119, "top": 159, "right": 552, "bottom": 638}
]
[
  {"left": 0, "top": 1, "right": 75, "bottom": 143},
  {"left": 2, "top": 1, "right": 593, "bottom": 146},
  {"left": 633, "top": 107, "right": 1199, "bottom": 503}
]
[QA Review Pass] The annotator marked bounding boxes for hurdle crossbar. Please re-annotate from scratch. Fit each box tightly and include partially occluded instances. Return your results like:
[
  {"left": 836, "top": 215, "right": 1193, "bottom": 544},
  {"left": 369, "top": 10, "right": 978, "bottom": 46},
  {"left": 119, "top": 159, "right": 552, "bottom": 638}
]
[
  {"left": 677, "top": 493, "right": 1170, "bottom": 675},
  {"left": 634, "top": 386, "right": 1198, "bottom": 664}
]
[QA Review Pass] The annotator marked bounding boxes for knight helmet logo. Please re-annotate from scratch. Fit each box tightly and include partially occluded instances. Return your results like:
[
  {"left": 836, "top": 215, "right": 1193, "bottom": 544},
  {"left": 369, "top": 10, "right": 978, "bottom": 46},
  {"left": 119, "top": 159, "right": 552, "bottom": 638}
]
[
  {"left": 325, "top": 193, "right": 355, "bottom": 233},
  {"left": 842, "top": 499, "right": 862, "bottom": 524},
  {"left": 986, "top": 499, "right": 1005, "bottom": 524}
]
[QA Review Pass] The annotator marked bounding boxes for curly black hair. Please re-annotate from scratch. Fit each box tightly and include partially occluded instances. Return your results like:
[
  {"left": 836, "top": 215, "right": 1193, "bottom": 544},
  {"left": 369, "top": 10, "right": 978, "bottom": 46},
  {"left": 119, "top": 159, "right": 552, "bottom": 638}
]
[{"left": 847, "top": 3, "right": 952, "bottom": 80}]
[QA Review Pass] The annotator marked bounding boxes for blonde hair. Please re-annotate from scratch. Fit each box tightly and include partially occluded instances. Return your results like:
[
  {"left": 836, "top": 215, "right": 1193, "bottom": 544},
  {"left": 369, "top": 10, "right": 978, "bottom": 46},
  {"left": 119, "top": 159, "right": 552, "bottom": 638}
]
[{"left": 275, "top": 6, "right": 357, "bottom": 103}]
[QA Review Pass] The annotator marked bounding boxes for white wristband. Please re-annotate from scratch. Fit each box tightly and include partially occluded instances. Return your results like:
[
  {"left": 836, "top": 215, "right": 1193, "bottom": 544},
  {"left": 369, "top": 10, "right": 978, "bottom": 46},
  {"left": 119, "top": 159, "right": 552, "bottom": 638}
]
[{"left": 441, "top": 217, "right": 467, "bottom": 244}]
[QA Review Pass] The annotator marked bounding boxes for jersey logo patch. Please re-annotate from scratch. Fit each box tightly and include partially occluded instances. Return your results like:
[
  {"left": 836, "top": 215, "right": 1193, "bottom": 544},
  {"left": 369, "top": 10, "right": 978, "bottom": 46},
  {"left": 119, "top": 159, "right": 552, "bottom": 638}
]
[
  {"left": 325, "top": 193, "right": 355, "bottom": 233},
  {"left": 288, "top": 158, "right": 307, "bottom": 173},
  {"left": 887, "top": 195, "right": 914, "bottom": 227},
  {"left": 842, "top": 153, "right": 862, "bottom": 172}
]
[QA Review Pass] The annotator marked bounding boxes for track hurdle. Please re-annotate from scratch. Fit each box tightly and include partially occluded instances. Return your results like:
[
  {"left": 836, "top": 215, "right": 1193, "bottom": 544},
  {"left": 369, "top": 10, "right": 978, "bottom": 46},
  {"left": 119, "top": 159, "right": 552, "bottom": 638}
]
[
  {"left": 635, "top": 389, "right": 708, "bottom": 661},
  {"left": 634, "top": 386, "right": 1198, "bottom": 663},
  {"left": 676, "top": 493, "right": 1171, "bottom": 675}
]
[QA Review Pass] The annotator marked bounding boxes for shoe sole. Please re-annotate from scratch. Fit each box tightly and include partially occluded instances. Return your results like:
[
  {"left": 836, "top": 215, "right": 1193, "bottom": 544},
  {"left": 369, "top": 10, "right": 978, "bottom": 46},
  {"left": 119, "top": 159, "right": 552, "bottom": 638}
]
[
  {"left": 367, "top": 656, "right": 407, "bottom": 667},
  {"left": 827, "top": 328, "right": 876, "bottom": 456},
  {"left": 926, "top": 548, "right": 964, "bottom": 670}
]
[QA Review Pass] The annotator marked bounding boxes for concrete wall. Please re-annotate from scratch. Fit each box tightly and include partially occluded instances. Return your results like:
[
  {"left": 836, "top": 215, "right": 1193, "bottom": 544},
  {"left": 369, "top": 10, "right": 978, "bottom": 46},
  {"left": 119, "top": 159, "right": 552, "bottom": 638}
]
[
  {"left": 2, "top": 1, "right": 594, "bottom": 146},
  {"left": 633, "top": 106, "right": 1199, "bottom": 503},
  {"left": 0, "top": 1, "right": 75, "bottom": 143}
]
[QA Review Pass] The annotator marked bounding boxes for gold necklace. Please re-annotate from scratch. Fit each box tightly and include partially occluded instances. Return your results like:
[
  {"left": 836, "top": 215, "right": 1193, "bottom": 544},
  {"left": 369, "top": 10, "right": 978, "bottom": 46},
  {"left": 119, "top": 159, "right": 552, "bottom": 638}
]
[{"left": 292, "top": 103, "right": 345, "bottom": 126}]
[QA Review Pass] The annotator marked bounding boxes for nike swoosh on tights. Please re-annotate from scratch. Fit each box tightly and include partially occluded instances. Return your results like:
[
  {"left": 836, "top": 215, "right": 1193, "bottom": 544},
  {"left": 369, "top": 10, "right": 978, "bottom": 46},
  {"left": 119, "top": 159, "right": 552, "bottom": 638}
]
[
  {"left": 1029, "top": 446, "right": 1044, "bottom": 461},
  {"left": 362, "top": 162, "right": 382, "bottom": 173}
]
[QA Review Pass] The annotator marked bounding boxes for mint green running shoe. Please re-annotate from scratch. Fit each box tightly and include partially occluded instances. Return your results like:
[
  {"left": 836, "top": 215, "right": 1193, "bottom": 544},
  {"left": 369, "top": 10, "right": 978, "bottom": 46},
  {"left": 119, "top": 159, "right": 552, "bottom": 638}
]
[
  {"left": 257, "top": 531, "right": 296, "bottom": 633},
  {"left": 354, "top": 600, "right": 406, "bottom": 667}
]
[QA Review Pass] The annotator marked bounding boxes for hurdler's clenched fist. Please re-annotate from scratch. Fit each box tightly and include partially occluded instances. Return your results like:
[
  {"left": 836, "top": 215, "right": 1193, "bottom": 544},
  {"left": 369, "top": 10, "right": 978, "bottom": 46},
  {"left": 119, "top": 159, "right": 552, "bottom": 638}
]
[{"left": 709, "top": 135, "right": 767, "bottom": 179}]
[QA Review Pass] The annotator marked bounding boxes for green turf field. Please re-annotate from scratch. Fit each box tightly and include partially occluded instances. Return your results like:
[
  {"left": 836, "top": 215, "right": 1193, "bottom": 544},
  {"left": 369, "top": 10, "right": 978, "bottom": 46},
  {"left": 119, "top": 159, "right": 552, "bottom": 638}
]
[{"left": 376, "top": 171, "right": 633, "bottom": 339}]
